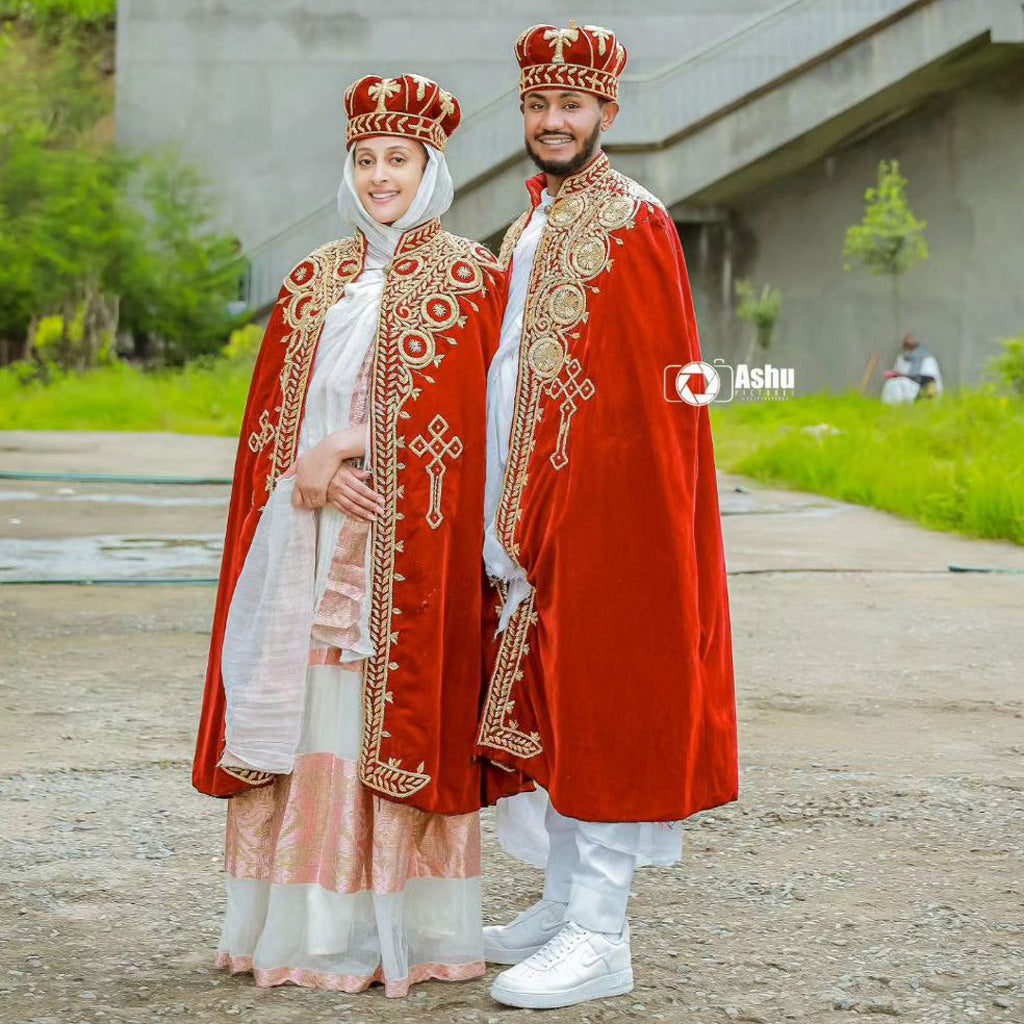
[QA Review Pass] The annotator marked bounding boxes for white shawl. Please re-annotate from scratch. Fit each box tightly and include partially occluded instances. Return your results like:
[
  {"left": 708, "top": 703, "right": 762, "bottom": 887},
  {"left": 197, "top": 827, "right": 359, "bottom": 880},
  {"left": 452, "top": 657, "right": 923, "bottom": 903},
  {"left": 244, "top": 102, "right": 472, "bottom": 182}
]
[{"left": 219, "top": 144, "right": 453, "bottom": 775}]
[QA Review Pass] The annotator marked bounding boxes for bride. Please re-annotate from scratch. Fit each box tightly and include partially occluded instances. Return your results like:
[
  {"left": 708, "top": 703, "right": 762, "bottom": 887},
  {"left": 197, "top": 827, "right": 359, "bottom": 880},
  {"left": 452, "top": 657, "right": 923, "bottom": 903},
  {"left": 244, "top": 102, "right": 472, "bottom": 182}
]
[{"left": 192, "top": 73, "right": 517, "bottom": 997}]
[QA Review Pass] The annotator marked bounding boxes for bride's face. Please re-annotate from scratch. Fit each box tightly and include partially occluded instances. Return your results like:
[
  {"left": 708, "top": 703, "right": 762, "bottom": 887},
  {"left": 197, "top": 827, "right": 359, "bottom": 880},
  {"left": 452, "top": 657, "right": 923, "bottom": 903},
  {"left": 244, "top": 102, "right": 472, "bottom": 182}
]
[{"left": 352, "top": 137, "right": 428, "bottom": 225}]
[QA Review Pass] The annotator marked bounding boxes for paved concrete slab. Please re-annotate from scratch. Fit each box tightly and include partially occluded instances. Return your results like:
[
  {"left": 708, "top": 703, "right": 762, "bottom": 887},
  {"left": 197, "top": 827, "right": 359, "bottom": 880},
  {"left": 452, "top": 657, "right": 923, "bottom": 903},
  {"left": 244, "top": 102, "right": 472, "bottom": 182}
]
[{"left": 1, "top": 431, "right": 1020, "bottom": 1023}]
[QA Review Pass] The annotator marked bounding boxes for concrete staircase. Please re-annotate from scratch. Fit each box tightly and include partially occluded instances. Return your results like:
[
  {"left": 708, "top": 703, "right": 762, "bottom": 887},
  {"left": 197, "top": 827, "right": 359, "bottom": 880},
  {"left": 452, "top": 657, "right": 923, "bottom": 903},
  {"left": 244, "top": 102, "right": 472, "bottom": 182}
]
[{"left": 243, "top": 0, "right": 1024, "bottom": 313}]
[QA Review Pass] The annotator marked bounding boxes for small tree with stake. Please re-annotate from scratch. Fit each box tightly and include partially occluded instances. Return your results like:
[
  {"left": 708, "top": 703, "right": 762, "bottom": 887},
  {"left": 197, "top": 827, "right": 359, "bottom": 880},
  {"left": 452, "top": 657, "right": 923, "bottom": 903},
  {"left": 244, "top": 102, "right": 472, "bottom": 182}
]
[
  {"left": 843, "top": 159, "right": 929, "bottom": 343},
  {"left": 735, "top": 279, "right": 781, "bottom": 365}
]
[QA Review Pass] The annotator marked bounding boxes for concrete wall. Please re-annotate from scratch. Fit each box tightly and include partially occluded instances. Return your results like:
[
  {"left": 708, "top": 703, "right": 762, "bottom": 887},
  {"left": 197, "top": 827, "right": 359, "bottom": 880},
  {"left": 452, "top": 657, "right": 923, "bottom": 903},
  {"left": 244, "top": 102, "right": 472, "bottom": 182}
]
[
  {"left": 114, "top": 1, "right": 1024, "bottom": 394},
  {"left": 114, "top": 0, "right": 779, "bottom": 250},
  {"left": 697, "top": 62, "right": 1024, "bottom": 392}
]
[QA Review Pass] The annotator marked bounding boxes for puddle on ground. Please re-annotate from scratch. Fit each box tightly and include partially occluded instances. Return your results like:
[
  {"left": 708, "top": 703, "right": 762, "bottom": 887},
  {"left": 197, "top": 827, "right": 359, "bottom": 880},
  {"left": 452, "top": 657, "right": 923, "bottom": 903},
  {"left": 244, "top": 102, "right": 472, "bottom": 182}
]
[
  {"left": 0, "top": 489, "right": 226, "bottom": 508},
  {"left": 0, "top": 534, "right": 222, "bottom": 581},
  {"left": 719, "top": 491, "right": 840, "bottom": 518}
]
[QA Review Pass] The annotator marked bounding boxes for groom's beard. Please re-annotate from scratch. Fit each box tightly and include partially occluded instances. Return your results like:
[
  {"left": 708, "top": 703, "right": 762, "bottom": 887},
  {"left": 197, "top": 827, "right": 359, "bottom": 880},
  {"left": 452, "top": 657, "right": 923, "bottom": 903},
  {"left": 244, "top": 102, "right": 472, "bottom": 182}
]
[{"left": 524, "top": 120, "right": 602, "bottom": 177}]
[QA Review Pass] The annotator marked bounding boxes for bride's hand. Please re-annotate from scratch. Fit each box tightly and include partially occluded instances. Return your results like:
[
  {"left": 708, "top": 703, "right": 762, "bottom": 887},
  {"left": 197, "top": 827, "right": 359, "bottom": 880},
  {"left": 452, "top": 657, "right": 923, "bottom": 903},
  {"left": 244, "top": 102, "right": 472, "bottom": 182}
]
[
  {"left": 327, "top": 465, "right": 385, "bottom": 520},
  {"left": 288, "top": 428, "right": 364, "bottom": 509}
]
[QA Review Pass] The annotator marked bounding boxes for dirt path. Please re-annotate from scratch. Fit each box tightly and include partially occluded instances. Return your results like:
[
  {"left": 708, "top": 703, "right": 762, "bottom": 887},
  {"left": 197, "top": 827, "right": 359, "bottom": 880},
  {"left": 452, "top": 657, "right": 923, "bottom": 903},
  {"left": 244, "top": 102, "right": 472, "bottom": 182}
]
[{"left": 1, "top": 431, "right": 1022, "bottom": 1024}]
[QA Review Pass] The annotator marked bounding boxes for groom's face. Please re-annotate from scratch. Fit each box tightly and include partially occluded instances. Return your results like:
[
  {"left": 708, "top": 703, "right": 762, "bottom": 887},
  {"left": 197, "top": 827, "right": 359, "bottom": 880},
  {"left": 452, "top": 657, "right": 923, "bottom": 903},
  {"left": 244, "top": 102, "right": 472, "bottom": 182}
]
[{"left": 522, "top": 89, "right": 618, "bottom": 176}]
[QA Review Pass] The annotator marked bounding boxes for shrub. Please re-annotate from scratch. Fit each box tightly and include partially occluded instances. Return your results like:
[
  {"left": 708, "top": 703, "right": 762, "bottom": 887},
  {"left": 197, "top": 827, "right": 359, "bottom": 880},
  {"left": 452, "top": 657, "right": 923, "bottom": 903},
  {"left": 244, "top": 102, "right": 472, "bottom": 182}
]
[{"left": 988, "top": 334, "right": 1024, "bottom": 397}]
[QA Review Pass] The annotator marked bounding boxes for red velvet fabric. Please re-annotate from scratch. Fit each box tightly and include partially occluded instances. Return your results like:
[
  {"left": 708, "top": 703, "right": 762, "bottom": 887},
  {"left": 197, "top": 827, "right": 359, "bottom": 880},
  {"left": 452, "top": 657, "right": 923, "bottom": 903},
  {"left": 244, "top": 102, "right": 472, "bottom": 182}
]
[
  {"left": 192, "top": 267, "right": 310, "bottom": 801},
  {"left": 515, "top": 23, "right": 627, "bottom": 102},
  {"left": 478, "top": 159, "right": 739, "bottom": 822},
  {"left": 344, "top": 74, "right": 461, "bottom": 151},
  {"left": 193, "top": 225, "right": 507, "bottom": 815}
]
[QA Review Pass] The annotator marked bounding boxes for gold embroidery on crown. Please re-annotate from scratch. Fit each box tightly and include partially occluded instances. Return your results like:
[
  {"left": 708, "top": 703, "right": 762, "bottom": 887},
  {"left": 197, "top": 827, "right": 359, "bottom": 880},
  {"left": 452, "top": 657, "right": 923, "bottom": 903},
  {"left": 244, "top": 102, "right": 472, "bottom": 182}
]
[
  {"left": 368, "top": 78, "right": 400, "bottom": 112},
  {"left": 478, "top": 155, "right": 664, "bottom": 762},
  {"left": 346, "top": 111, "right": 449, "bottom": 152},
  {"left": 543, "top": 25, "right": 580, "bottom": 63}
]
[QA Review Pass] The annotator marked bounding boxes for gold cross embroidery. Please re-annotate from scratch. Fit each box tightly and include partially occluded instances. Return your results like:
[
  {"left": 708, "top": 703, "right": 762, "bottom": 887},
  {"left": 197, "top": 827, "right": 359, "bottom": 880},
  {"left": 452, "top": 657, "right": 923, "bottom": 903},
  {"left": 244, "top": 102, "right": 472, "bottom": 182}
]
[
  {"left": 543, "top": 24, "right": 580, "bottom": 63},
  {"left": 437, "top": 88, "right": 455, "bottom": 117},
  {"left": 545, "top": 356, "right": 595, "bottom": 470},
  {"left": 368, "top": 78, "right": 400, "bottom": 112},
  {"left": 408, "top": 74, "right": 432, "bottom": 101},
  {"left": 409, "top": 414, "right": 463, "bottom": 529},
  {"left": 247, "top": 409, "right": 275, "bottom": 454},
  {"left": 584, "top": 25, "right": 612, "bottom": 56}
]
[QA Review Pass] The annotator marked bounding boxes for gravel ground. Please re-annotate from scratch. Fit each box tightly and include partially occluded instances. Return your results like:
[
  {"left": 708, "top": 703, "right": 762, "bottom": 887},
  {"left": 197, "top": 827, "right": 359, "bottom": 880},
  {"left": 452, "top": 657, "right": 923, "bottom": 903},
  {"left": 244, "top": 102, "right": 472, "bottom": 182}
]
[{"left": 1, "top": 431, "right": 1022, "bottom": 1024}]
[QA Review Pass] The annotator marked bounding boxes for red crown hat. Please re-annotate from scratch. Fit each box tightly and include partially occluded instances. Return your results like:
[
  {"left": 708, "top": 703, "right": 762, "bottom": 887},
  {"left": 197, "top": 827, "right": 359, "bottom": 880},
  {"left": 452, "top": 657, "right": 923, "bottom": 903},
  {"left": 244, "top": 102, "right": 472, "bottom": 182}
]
[
  {"left": 344, "top": 74, "right": 461, "bottom": 152},
  {"left": 516, "top": 20, "right": 627, "bottom": 103}
]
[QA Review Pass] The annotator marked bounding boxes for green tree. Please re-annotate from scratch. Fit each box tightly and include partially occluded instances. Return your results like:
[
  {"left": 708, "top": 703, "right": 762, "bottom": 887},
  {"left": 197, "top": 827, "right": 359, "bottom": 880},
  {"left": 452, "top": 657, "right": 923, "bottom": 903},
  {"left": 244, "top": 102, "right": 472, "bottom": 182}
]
[
  {"left": 0, "top": 23, "right": 246, "bottom": 369},
  {"left": 0, "top": 28, "right": 127, "bottom": 366},
  {"left": 843, "top": 159, "right": 929, "bottom": 343},
  {"left": 124, "top": 152, "right": 246, "bottom": 364},
  {"left": 735, "top": 279, "right": 782, "bottom": 365},
  {"left": 0, "top": 0, "right": 116, "bottom": 35},
  {"left": 988, "top": 334, "right": 1024, "bottom": 397}
]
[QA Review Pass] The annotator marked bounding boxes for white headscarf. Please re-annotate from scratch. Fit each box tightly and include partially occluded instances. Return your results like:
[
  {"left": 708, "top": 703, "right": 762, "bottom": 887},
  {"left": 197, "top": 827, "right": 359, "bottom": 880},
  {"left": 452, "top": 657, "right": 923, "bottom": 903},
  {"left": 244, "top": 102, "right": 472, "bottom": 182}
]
[{"left": 337, "top": 141, "right": 454, "bottom": 264}]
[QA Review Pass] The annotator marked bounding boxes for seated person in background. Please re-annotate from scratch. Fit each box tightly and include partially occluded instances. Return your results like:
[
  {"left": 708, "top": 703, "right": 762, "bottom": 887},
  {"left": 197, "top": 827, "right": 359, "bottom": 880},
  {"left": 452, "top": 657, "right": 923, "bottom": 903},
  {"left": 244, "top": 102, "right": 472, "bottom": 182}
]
[{"left": 882, "top": 332, "right": 944, "bottom": 403}]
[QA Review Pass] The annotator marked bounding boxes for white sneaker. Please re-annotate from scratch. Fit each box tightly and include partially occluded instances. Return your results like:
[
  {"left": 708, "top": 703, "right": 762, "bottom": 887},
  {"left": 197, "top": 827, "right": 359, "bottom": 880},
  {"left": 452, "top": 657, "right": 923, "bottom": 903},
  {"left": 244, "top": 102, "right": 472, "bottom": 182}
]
[
  {"left": 483, "top": 898, "right": 567, "bottom": 965},
  {"left": 489, "top": 920, "right": 634, "bottom": 1009}
]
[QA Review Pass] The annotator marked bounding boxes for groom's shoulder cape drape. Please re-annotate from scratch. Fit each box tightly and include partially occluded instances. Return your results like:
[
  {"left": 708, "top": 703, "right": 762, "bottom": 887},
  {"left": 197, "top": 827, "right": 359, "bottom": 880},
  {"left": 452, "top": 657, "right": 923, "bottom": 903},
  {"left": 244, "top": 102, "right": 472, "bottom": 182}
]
[
  {"left": 194, "top": 222, "right": 510, "bottom": 814},
  {"left": 476, "top": 153, "right": 739, "bottom": 822}
]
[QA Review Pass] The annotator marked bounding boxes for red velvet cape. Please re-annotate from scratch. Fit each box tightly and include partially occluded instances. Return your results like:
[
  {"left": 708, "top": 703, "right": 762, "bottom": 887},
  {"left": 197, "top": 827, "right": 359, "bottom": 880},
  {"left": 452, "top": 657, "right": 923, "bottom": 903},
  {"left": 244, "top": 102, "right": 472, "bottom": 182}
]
[
  {"left": 476, "top": 153, "right": 739, "bottom": 822},
  {"left": 193, "top": 221, "right": 511, "bottom": 814}
]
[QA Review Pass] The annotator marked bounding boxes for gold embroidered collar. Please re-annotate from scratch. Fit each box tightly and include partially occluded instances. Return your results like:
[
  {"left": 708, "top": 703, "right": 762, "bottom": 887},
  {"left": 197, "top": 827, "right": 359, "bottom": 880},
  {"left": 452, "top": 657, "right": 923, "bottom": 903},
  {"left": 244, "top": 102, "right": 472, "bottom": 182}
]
[{"left": 524, "top": 150, "right": 613, "bottom": 210}]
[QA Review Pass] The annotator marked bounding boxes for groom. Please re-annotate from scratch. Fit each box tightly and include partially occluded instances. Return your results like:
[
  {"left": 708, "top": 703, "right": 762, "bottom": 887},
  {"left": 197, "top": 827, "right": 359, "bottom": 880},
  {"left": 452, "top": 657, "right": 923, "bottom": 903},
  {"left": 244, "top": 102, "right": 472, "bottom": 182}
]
[{"left": 477, "top": 21, "right": 739, "bottom": 1009}]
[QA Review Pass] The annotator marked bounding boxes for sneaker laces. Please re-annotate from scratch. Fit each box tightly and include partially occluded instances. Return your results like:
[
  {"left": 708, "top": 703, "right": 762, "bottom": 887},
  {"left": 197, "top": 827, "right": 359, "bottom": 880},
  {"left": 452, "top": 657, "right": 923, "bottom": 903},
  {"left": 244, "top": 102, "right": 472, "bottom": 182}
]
[{"left": 523, "top": 921, "right": 589, "bottom": 970}]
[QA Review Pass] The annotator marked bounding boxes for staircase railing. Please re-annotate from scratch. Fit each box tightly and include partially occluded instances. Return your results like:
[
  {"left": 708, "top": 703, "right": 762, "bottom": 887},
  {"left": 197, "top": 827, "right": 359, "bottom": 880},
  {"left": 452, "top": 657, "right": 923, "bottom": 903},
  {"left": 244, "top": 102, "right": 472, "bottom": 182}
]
[{"left": 242, "top": 0, "right": 941, "bottom": 312}]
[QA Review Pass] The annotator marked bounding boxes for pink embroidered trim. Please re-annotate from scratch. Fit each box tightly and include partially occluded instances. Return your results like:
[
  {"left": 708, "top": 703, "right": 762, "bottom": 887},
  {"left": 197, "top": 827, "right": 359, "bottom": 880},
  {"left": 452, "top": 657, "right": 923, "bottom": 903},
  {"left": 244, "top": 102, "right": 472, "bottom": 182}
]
[
  {"left": 309, "top": 340, "right": 374, "bottom": 653},
  {"left": 215, "top": 951, "right": 485, "bottom": 998},
  {"left": 311, "top": 516, "right": 370, "bottom": 649},
  {"left": 224, "top": 751, "right": 481, "bottom": 892}
]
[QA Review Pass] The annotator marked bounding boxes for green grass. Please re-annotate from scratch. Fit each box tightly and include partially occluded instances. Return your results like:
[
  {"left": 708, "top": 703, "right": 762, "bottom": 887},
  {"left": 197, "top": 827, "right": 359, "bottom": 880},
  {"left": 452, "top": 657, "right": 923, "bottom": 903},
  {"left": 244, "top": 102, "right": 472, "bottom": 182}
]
[
  {"left": 0, "top": 359, "right": 252, "bottom": 436},
  {"left": 2, "top": 361, "right": 1021, "bottom": 545},
  {"left": 711, "top": 390, "right": 1024, "bottom": 545}
]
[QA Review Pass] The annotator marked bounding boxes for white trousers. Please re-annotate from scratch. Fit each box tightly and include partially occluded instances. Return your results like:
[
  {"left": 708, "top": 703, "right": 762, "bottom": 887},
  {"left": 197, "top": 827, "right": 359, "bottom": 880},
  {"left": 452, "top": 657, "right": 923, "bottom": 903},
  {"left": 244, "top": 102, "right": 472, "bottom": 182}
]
[{"left": 540, "top": 799, "right": 637, "bottom": 935}]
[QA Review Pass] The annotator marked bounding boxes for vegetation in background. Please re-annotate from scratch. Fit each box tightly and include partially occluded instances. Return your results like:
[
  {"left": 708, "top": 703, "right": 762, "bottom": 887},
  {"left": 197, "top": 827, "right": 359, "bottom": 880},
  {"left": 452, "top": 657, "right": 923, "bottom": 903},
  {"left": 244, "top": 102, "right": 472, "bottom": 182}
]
[
  {"left": 711, "top": 389, "right": 1024, "bottom": 546},
  {"left": 1, "top": 5, "right": 1019, "bottom": 552},
  {"left": 4, "top": 355, "right": 1020, "bottom": 546},
  {"left": 734, "top": 279, "right": 782, "bottom": 364},
  {"left": 0, "top": 1, "right": 246, "bottom": 374},
  {"left": 843, "top": 159, "right": 929, "bottom": 342},
  {"left": 0, "top": 0, "right": 116, "bottom": 31},
  {"left": 0, "top": 325, "right": 260, "bottom": 435},
  {"left": 989, "top": 333, "right": 1024, "bottom": 397}
]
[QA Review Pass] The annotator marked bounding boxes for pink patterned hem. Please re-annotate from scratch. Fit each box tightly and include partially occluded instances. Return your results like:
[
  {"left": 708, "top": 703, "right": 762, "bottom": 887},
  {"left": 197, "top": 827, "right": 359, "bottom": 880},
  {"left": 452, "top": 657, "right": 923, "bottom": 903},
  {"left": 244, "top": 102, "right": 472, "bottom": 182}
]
[
  {"left": 215, "top": 950, "right": 485, "bottom": 998},
  {"left": 224, "top": 752, "right": 482, "bottom": 892}
]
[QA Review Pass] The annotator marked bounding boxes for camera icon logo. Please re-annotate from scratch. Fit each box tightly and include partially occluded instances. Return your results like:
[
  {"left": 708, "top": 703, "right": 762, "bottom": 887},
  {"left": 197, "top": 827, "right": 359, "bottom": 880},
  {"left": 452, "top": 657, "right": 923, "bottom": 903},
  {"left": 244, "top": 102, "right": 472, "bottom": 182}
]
[{"left": 664, "top": 359, "right": 735, "bottom": 405}]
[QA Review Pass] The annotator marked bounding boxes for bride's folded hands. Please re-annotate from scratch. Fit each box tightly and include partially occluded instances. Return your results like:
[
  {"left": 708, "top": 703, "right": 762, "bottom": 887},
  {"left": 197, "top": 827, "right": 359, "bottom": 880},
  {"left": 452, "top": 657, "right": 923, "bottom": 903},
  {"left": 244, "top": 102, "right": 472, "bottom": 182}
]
[
  {"left": 326, "top": 464, "right": 385, "bottom": 521},
  {"left": 288, "top": 425, "right": 366, "bottom": 509}
]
